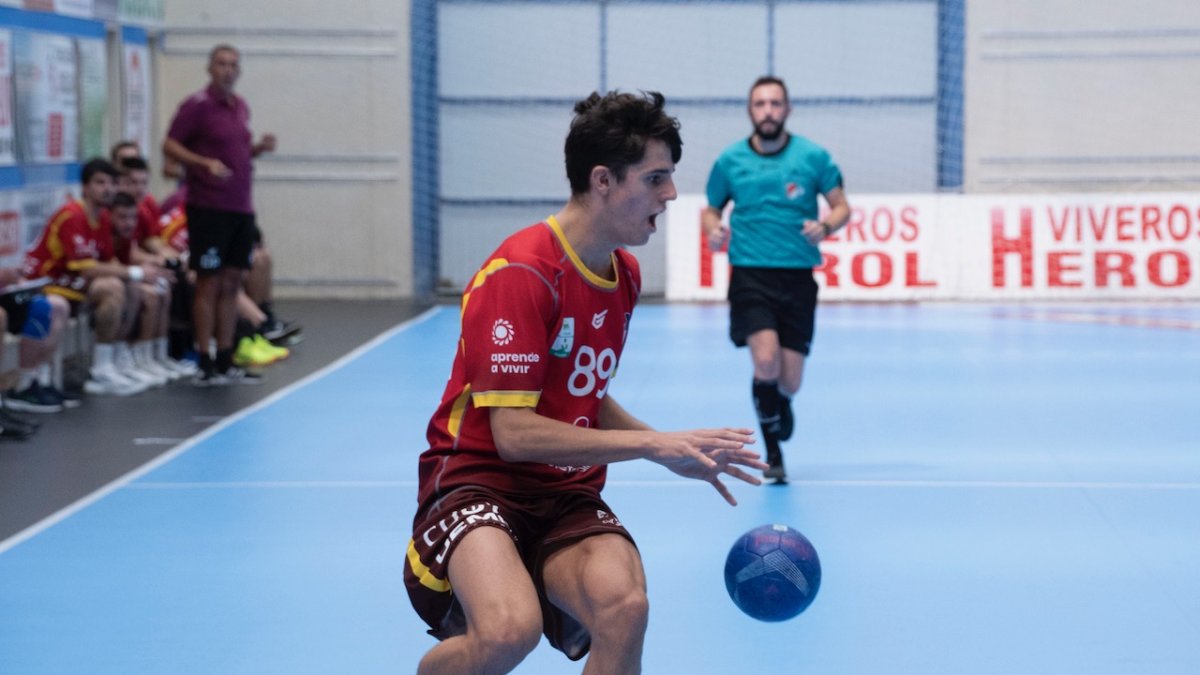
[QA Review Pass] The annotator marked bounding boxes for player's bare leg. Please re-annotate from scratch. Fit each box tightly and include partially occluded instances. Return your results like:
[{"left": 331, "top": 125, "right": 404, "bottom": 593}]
[
  {"left": 418, "top": 527, "right": 542, "bottom": 675},
  {"left": 543, "top": 533, "right": 648, "bottom": 674},
  {"left": 777, "top": 347, "right": 806, "bottom": 441}
]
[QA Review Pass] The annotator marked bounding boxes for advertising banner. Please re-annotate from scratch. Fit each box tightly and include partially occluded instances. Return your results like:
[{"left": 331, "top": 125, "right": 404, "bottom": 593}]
[
  {"left": 13, "top": 31, "right": 78, "bottom": 164},
  {"left": 665, "top": 193, "right": 1200, "bottom": 301}
]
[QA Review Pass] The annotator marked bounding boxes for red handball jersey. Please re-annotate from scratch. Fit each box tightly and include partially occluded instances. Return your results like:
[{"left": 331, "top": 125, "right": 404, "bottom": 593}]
[
  {"left": 157, "top": 206, "right": 189, "bottom": 254},
  {"left": 418, "top": 216, "right": 641, "bottom": 513},
  {"left": 100, "top": 209, "right": 136, "bottom": 265},
  {"left": 137, "top": 195, "right": 163, "bottom": 241},
  {"left": 22, "top": 200, "right": 114, "bottom": 301}
]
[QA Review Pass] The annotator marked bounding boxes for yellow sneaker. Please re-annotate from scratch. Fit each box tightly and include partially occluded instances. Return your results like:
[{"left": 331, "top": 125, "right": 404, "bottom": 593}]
[
  {"left": 234, "top": 336, "right": 276, "bottom": 367},
  {"left": 253, "top": 334, "right": 290, "bottom": 361}
]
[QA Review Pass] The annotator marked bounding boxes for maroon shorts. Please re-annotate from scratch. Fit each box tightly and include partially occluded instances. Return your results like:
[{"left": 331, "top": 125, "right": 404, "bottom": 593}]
[{"left": 404, "top": 485, "right": 635, "bottom": 661}]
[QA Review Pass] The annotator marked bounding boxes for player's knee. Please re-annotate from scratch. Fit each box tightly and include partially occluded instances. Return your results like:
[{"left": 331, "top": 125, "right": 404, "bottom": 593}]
[
  {"left": 253, "top": 247, "right": 272, "bottom": 270},
  {"left": 48, "top": 294, "right": 69, "bottom": 320},
  {"left": 593, "top": 585, "right": 649, "bottom": 640},
  {"left": 753, "top": 359, "right": 782, "bottom": 381},
  {"left": 472, "top": 603, "right": 542, "bottom": 664}
]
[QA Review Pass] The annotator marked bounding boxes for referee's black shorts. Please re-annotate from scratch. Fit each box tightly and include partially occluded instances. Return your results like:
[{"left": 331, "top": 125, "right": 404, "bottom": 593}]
[{"left": 727, "top": 266, "right": 818, "bottom": 355}]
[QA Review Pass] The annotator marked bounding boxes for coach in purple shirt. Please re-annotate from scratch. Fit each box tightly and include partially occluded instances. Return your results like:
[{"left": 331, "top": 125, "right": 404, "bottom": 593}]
[{"left": 164, "top": 44, "right": 275, "bottom": 385}]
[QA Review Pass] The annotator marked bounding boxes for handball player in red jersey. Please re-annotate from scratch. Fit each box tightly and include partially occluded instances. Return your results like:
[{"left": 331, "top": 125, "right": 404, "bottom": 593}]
[{"left": 404, "top": 91, "right": 767, "bottom": 674}]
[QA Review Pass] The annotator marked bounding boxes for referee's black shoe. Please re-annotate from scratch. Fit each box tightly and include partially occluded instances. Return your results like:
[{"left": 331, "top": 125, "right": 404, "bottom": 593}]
[{"left": 764, "top": 449, "right": 788, "bottom": 485}]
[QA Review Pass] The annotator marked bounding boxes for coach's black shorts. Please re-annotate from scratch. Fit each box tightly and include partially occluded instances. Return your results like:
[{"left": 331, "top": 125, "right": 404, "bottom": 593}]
[
  {"left": 186, "top": 205, "right": 256, "bottom": 273},
  {"left": 728, "top": 266, "right": 819, "bottom": 355}
]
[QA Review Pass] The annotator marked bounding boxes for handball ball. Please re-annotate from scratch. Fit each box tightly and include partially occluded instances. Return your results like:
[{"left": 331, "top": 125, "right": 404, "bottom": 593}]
[{"left": 724, "top": 524, "right": 821, "bottom": 622}]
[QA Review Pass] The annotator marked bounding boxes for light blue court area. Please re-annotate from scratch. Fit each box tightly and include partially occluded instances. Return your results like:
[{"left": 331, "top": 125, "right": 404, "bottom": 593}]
[{"left": 2, "top": 303, "right": 1199, "bottom": 674}]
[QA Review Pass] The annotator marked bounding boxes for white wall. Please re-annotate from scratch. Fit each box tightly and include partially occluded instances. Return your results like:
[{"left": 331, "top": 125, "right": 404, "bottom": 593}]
[
  {"left": 157, "top": 0, "right": 412, "bottom": 298},
  {"left": 435, "top": 0, "right": 939, "bottom": 295},
  {"left": 965, "top": 0, "right": 1200, "bottom": 193}
]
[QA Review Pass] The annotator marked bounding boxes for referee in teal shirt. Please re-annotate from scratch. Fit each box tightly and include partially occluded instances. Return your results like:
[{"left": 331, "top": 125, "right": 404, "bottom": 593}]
[{"left": 702, "top": 76, "right": 851, "bottom": 484}]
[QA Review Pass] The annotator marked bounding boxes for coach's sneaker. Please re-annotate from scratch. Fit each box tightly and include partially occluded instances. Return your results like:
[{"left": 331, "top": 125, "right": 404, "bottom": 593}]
[
  {"left": 192, "top": 363, "right": 227, "bottom": 387},
  {"left": 221, "top": 366, "right": 265, "bottom": 385}
]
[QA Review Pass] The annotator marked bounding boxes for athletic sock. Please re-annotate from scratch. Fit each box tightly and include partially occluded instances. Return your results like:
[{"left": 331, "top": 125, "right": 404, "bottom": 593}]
[
  {"left": 215, "top": 348, "right": 235, "bottom": 373},
  {"left": 199, "top": 353, "right": 216, "bottom": 376},
  {"left": 753, "top": 379, "right": 784, "bottom": 465},
  {"left": 753, "top": 379, "right": 782, "bottom": 436},
  {"left": 777, "top": 387, "right": 795, "bottom": 441}
]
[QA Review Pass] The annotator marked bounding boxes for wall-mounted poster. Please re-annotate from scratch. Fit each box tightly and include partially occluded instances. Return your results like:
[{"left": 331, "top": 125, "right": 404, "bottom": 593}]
[
  {"left": 50, "top": 0, "right": 93, "bottom": 17},
  {"left": 0, "top": 190, "right": 21, "bottom": 268},
  {"left": 122, "top": 39, "right": 149, "bottom": 156},
  {"left": 118, "top": 0, "right": 163, "bottom": 27},
  {"left": 20, "top": 183, "right": 73, "bottom": 249},
  {"left": 0, "top": 30, "right": 15, "bottom": 166},
  {"left": 77, "top": 37, "right": 106, "bottom": 159},
  {"left": 13, "top": 31, "right": 78, "bottom": 164}
]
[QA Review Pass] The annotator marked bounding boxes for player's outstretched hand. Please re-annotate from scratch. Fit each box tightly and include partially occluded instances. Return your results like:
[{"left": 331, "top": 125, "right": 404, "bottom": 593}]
[{"left": 650, "top": 428, "right": 765, "bottom": 506}]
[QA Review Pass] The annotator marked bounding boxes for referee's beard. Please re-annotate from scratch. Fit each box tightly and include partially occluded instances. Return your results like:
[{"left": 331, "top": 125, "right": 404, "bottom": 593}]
[{"left": 755, "top": 119, "right": 786, "bottom": 142}]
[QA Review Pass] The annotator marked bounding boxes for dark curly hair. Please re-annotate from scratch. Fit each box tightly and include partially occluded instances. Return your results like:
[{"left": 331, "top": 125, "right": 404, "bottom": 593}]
[{"left": 564, "top": 91, "right": 682, "bottom": 195}]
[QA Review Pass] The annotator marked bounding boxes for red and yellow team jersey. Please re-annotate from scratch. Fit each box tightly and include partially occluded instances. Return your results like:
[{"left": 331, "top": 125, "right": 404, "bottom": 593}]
[
  {"left": 22, "top": 200, "right": 113, "bottom": 301},
  {"left": 157, "top": 206, "right": 189, "bottom": 254},
  {"left": 418, "top": 216, "right": 641, "bottom": 513},
  {"left": 100, "top": 209, "right": 133, "bottom": 265},
  {"left": 138, "top": 195, "right": 163, "bottom": 242}
]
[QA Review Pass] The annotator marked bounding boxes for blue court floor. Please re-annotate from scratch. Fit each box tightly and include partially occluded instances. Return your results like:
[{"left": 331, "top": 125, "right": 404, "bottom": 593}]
[{"left": 2, "top": 302, "right": 1198, "bottom": 674}]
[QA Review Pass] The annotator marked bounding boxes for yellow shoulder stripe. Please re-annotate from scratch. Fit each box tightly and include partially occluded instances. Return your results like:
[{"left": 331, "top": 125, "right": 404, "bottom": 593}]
[{"left": 472, "top": 391, "right": 540, "bottom": 408}]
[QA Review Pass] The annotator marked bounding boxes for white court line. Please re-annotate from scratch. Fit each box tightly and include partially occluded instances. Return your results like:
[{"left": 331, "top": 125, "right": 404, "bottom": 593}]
[
  {"left": 124, "top": 477, "right": 1200, "bottom": 491},
  {"left": 0, "top": 306, "right": 443, "bottom": 556},
  {"left": 129, "top": 481, "right": 420, "bottom": 489}
]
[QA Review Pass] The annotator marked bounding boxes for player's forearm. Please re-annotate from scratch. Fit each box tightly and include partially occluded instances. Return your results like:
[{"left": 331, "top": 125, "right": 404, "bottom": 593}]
[
  {"left": 824, "top": 202, "right": 850, "bottom": 229},
  {"left": 700, "top": 207, "right": 724, "bottom": 237},
  {"left": 490, "top": 405, "right": 654, "bottom": 466},
  {"left": 598, "top": 395, "right": 653, "bottom": 432},
  {"left": 78, "top": 261, "right": 130, "bottom": 280},
  {"left": 162, "top": 138, "right": 208, "bottom": 169}
]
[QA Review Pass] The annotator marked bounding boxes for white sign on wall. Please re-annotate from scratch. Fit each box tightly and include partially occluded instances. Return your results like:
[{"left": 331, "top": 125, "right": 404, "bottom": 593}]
[
  {"left": 0, "top": 190, "right": 21, "bottom": 268},
  {"left": 665, "top": 193, "right": 1200, "bottom": 301},
  {"left": 121, "top": 41, "right": 151, "bottom": 156},
  {"left": 0, "top": 30, "right": 14, "bottom": 166},
  {"left": 13, "top": 32, "right": 79, "bottom": 164}
]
